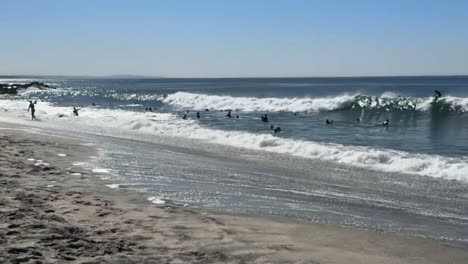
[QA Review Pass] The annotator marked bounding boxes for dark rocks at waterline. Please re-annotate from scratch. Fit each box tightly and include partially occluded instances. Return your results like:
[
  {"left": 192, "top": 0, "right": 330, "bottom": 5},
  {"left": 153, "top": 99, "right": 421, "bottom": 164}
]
[{"left": 0, "top": 82, "right": 52, "bottom": 95}]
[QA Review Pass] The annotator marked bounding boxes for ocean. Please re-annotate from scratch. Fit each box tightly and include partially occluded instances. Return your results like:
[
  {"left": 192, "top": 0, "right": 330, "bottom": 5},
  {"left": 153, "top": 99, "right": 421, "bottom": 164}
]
[{"left": 1, "top": 76, "right": 468, "bottom": 247}]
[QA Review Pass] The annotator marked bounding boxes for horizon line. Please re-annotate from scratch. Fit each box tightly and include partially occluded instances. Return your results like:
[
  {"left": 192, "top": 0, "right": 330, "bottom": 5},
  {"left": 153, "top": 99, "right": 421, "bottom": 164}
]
[{"left": 1, "top": 74, "right": 468, "bottom": 79}]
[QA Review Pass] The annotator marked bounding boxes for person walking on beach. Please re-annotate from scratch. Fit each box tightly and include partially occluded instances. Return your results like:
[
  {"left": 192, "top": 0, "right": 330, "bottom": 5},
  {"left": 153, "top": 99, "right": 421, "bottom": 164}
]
[{"left": 27, "top": 101, "right": 36, "bottom": 120}]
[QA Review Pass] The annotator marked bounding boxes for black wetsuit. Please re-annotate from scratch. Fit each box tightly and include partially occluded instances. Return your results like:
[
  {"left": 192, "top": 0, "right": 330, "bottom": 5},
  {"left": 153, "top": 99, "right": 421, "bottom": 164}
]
[
  {"left": 434, "top": 90, "right": 442, "bottom": 101},
  {"left": 28, "top": 102, "right": 36, "bottom": 120}
]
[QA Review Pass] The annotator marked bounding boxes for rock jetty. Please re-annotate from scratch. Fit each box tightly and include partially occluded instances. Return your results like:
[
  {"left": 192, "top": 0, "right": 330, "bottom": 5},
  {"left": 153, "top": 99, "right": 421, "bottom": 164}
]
[{"left": 0, "top": 81, "right": 51, "bottom": 95}]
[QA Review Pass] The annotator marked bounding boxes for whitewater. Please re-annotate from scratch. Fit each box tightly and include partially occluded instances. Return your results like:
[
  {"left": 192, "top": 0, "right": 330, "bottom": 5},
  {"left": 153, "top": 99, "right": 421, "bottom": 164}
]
[
  {"left": 162, "top": 91, "right": 468, "bottom": 113},
  {"left": 1, "top": 99, "right": 468, "bottom": 182}
]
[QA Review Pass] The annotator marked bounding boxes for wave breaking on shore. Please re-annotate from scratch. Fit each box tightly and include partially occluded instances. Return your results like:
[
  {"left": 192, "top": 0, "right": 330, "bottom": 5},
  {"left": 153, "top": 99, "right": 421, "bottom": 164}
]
[{"left": 1, "top": 99, "right": 467, "bottom": 181}]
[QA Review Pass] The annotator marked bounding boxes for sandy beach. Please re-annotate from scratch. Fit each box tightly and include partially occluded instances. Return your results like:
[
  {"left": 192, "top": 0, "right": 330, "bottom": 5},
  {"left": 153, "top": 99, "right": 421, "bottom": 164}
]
[{"left": 1, "top": 122, "right": 467, "bottom": 264}]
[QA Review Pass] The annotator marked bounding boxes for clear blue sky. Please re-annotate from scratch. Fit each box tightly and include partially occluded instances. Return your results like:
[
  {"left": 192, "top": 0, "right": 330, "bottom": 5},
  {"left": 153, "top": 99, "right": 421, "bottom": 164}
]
[{"left": 1, "top": 0, "right": 467, "bottom": 77}]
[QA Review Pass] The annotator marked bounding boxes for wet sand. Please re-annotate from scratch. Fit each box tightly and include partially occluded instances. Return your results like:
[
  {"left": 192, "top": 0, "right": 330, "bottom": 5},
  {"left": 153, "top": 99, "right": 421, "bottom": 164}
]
[{"left": 1, "top": 122, "right": 467, "bottom": 263}]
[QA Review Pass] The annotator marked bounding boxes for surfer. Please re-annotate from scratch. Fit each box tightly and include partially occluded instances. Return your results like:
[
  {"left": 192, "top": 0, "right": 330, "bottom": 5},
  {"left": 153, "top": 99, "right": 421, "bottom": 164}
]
[
  {"left": 433, "top": 90, "right": 442, "bottom": 102},
  {"left": 72, "top": 107, "right": 81, "bottom": 116},
  {"left": 182, "top": 114, "right": 187, "bottom": 120},
  {"left": 226, "top": 110, "right": 233, "bottom": 118},
  {"left": 382, "top": 119, "right": 389, "bottom": 126},
  {"left": 274, "top": 127, "right": 282, "bottom": 133},
  {"left": 196, "top": 112, "right": 200, "bottom": 119},
  {"left": 325, "top": 119, "right": 333, "bottom": 124},
  {"left": 261, "top": 114, "right": 269, "bottom": 122},
  {"left": 357, "top": 118, "right": 360, "bottom": 123},
  {"left": 27, "top": 101, "right": 36, "bottom": 120},
  {"left": 270, "top": 125, "right": 275, "bottom": 130}
]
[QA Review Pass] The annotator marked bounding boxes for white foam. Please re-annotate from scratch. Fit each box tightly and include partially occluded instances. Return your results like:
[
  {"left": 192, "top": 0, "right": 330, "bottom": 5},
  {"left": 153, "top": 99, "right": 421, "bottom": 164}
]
[
  {"left": 162, "top": 92, "right": 468, "bottom": 113},
  {"left": 147, "top": 196, "right": 166, "bottom": 205},
  {"left": 92, "top": 168, "right": 110, "bottom": 174},
  {"left": 1, "top": 99, "right": 468, "bottom": 181},
  {"left": 106, "top": 184, "right": 120, "bottom": 189},
  {"left": 27, "top": 158, "right": 35, "bottom": 161},
  {"left": 163, "top": 92, "right": 356, "bottom": 112},
  {"left": 57, "top": 153, "right": 67, "bottom": 157},
  {"left": 70, "top": 173, "right": 82, "bottom": 176}
]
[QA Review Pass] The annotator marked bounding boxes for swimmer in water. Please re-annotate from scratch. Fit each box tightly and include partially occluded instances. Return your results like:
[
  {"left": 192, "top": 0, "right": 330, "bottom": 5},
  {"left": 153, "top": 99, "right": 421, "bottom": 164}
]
[{"left": 72, "top": 107, "right": 81, "bottom": 116}]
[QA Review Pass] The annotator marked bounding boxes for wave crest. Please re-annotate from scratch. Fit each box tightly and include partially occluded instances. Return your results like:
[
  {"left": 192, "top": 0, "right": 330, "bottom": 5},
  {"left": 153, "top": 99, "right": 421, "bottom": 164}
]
[{"left": 163, "top": 92, "right": 468, "bottom": 113}]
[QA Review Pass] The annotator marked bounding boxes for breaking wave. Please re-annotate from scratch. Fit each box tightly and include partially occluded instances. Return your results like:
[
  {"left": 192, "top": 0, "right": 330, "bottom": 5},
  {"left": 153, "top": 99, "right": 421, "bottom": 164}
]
[
  {"left": 1, "top": 99, "right": 467, "bottom": 182},
  {"left": 162, "top": 92, "right": 468, "bottom": 113}
]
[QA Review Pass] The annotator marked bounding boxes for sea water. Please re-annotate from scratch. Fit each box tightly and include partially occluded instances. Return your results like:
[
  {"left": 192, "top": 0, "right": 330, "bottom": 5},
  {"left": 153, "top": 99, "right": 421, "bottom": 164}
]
[{"left": 1, "top": 76, "right": 468, "bottom": 246}]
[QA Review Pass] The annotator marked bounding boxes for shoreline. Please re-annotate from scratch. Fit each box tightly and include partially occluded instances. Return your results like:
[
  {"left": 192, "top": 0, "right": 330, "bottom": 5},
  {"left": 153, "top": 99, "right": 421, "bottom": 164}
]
[{"left": 1, "top": 122, "right": 468, "bottom": 263}]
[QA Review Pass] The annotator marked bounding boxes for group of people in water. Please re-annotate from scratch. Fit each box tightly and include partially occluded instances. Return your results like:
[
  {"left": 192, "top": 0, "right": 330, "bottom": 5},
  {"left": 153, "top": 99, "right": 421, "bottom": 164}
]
[
  {"left": 25, "top": 90, "right": 444, "bottom": 131},
  {"left": 26, "top": 101, "right": 87, "bottom": 120}
]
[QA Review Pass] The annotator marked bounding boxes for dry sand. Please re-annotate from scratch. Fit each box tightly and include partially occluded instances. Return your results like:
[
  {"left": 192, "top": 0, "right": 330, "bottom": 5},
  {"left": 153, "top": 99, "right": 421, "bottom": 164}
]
[{"left": 1, "top": 122, "right": 467, "bottom": 263}]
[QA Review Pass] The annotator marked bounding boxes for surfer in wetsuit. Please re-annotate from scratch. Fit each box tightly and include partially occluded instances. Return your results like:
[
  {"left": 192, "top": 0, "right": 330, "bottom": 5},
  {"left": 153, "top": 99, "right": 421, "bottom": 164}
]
[
  {"left": 325, "top": 119, "right": 333, "bottom": 124},
  {"left": 27, "top": 101, "right": 36, "bottom": 120},
  {"left": 196, "top": 112, "right": 200, "bottom": 119},
  {"left": 72, "top": 107, "right": 81, "bottom": 116},
  {"left": 382, "top": 119, "right": 389, "bottom": 126},
  {"left": 261, "top": 114, "right": 269, "bottom": 122},
  {"left": 182, "top": 114, "right": 187, "bottom": 120},
  {"left": 433, "top": 90, "right": 442, "bottom": 102},
  {"left": 226, "top": 110, "right": 233, "bottom": 118}
]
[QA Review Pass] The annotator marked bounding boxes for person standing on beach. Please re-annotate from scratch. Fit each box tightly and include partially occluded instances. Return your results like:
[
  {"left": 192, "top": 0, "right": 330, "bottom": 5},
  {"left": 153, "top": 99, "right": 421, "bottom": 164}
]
[{"left": 27, "top": 101, "right": 36, "bottom": 120}]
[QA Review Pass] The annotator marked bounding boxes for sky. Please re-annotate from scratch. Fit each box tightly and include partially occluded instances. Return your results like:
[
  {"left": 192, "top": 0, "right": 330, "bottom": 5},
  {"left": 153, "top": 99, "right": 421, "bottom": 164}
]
[{"left": 1, "top": 0, "right": 468, "bottom": 77}]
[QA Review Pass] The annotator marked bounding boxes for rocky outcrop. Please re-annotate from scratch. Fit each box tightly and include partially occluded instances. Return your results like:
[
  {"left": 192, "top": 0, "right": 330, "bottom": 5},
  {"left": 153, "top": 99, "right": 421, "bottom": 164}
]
[{"left": 0, "top": 81, "right": 51, "bottom": 95}]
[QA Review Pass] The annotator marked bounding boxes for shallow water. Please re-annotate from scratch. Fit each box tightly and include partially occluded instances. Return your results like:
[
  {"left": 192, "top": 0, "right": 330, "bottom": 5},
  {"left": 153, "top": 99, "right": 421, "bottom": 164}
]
[{"left": 34, "top": 127, "right": 468, "bottom": 249}]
